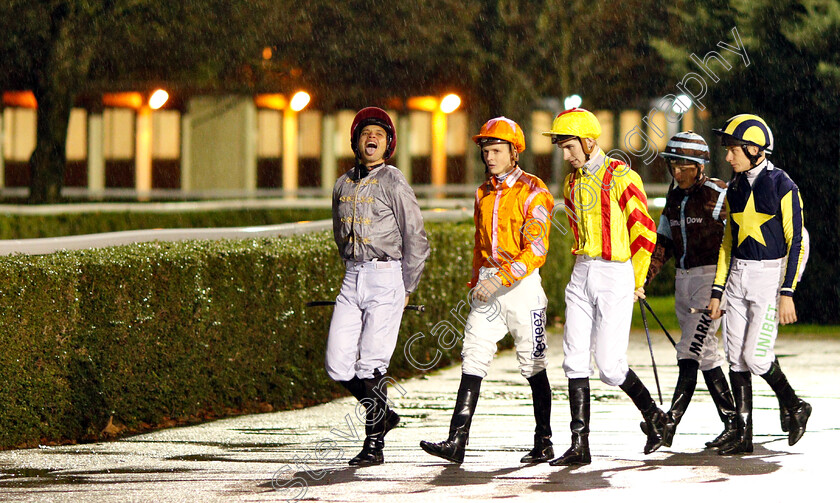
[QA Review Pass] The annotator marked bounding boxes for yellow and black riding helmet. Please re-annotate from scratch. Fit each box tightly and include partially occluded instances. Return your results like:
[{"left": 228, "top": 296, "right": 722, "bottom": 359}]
[{"left": 713, "top": 114, "right": 774, "bottom": 167}]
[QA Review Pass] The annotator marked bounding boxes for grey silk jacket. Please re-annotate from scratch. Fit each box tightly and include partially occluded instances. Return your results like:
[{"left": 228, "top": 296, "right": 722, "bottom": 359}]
[{"left": 332, "top": 164, "right": 430, "bottom": 293}]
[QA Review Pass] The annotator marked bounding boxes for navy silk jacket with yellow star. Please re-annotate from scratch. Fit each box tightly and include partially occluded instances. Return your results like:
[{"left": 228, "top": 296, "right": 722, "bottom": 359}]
[{"left": 712, "top": 160, "right": 804, "bottom": 299}]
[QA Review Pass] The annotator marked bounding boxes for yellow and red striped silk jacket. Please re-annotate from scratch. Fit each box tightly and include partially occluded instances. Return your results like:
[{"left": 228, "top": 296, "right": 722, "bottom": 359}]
[
  {"left": 471, "top": 167, "right": 555, "bottom": 288},
  {"left": 562, "top": 150, "right": 656, "bottom": 289}
]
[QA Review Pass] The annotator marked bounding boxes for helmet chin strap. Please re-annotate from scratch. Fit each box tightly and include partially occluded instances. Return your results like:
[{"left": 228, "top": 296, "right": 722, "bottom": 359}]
[
  {"left": 579, "top": 138, "right": 594, "bottom": 163},
  {"left": 690, "top": 168, "right": 708, "bottom": 189},
  {"left": 353, "top": 159, "right": 369, "bottom": 180},
  {"left": 353, "top": 159, "right": 384, "bottom": 180},
  {"left": 742, "top": 145, "right": 763, "bottom": 169}
]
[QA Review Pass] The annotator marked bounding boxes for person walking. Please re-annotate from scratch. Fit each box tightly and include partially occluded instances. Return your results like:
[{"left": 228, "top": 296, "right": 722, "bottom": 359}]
[
  {"left": 543, "top": 108, "right": 665, "bottom": 466},
  {"left": 645, "top": 131, "right": 737, "bottom": 449},
  {"left": 325, "top": 107, "right": 430, "bottom": 466},
  {"left": 708, "top": 114, "right": 811, "bottom": 455},
  {"left": 420, "top": 117, "right": 555, "bottom": 464}
]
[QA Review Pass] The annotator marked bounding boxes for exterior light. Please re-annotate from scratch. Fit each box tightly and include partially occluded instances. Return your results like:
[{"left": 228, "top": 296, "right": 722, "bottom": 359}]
[
  {"left": 2, "top": 91, "right": 37, "bottom": 108},
  {"left": 673, "top": 94, "right": 692, "bottom": 114},
  {"left": 149, "top": 89, "right": 169, "bottom": 110},
  {"left": 290, "top": 91, "right": 310, "bottom": 112},
  {"left": 407, "top": 96, "right": 438, "bottom": 112},
  {"left": 564, "top": 94, "right": 582, "bottom": 110},
  {"left": 440, "top": 94, "right": 461, "bottom": 113},
  {"left": 255, "top": 94, "right": 287, "bottom": 110},
  {"left": 103, "top": 92, "right": 143, "bottom": 109},
  {"left": 262, "top": 47, "right": 273, "bottom": 60}
]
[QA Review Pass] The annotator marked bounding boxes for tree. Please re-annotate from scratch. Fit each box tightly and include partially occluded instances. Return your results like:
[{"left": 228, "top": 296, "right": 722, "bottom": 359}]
[
  {"left": 271, "top": 0, "right": 559, "bottom": 177},
  {"left": 536, "top": 0, "right": 670, "bottom": 108},
  {"left": 2, "top": 0, "right": 677, "bottom": 202},
  {"left": 0, "top": 1, "right": 274, "bottom": 203},
  {"left": 748, "top": 0, "right": 840, "bottom": 324},
  {"left": 270, "top": 0, "right": 478, "bottom": 112},
  {"left": 651, "top": 0, "right": 840, "bottom": 323},
  {"left": 1, "top": 2, "right": 110, "bottom": 203}
]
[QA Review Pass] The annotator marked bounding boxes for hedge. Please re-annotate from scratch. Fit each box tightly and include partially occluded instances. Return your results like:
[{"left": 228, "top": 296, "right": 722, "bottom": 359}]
[
  {"left": 0, "top": 204, "right": 675, "bottom": 294},
  {"left": 0, "top": 207, "right": 333, "bottom": 240},
  {"left": 0, "top": 218, "right": 584, "bottom": 449}
]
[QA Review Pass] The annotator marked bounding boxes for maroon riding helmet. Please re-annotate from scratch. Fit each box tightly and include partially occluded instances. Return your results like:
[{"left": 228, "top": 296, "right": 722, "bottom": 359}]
[{"left": 351, "top": 107, "right": 397, "bottom": 160}]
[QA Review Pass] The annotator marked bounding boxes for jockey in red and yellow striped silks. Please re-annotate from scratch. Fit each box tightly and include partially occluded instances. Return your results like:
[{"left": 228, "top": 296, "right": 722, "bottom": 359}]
[{"left": 562, "top": 149, "right": 657, "bottom": 289}]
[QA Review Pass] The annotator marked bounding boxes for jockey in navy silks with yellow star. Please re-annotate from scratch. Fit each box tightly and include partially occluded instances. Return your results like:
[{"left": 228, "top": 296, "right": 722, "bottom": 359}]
[{"left": 707, "top": 114, "right": 811, "bottom": 456}]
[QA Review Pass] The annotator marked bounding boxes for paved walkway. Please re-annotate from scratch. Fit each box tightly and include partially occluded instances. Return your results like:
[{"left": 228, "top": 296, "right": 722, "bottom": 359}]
[{"left": 1, "top": 330, "right": 836, "bottom": 502}]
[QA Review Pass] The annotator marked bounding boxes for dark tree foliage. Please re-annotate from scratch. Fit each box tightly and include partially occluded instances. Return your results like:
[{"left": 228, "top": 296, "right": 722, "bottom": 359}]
[
  {"left": 272, "top": 0, "right": 478, "bottom": 111},
  {"left": 653, "top": 0, "right": 840, "bottom": 323},
  {"left": 0, "top": 1, "right": 273, "bottom": 203},
  {"left": 536, "top": 0, "right": 670, "bottom": 108},
  {"left": 269, "top": 0, "right": 675, "bottom": 175}
]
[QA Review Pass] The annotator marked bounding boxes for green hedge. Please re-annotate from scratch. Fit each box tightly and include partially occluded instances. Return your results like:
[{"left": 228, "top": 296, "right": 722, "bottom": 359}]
[
  {"left": 0, "top": 220, "right": 566, "bottom": 448},
  {"left": 0, "top": 207, "right": 333, "bottom": 240},
  {"left": 0, "top": 204, "right": 674, "bottom": 295},
  {"left": 0, "top": 216, "right": 586, "bottom": 449}
]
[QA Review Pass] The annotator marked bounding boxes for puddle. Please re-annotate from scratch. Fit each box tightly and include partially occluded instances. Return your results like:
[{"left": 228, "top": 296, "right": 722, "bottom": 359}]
[
  {"left": 124, "top": 439, "right": 291, "bottom": 449},
  {"left": 229, "top": 427, "right": 299, "bottom": 433},
  {"left": 165, "top": 454, "right": 282, "bottom": 464},
  {"left": 0, "top": 467, "right": 194, "bottom": 488}
]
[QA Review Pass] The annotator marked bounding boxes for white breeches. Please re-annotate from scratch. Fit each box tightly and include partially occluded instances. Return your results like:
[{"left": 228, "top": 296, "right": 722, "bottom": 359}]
[
  {"left": 674, "top": 265, "right": 724, "bottom": 371},
  {"left": 325, "top": 260, "right": 406, "bottom": 381},
  {"left": 562, "top": 256, "right": 634, "bottom": 386},
  {"left": 721, "top": 258, "right": 784, "bottom": 375},
  {"left": 461, "top": 267, "right": 549, "bottom": 379}
]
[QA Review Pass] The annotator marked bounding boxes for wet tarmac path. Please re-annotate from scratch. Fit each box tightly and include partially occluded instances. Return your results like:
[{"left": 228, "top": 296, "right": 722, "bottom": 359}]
[{"left": 1, "top": 330, "right": 836, "bottom": 502}]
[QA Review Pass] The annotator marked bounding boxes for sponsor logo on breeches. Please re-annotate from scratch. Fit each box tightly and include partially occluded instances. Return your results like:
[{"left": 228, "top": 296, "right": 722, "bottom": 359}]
[
  {"left": 532, "top": 309, "right": 547, "bottom": 359},
  {"left": 755, "top": 306, "right": 777, "bottom": 357},
  {"left": 690, "top": 314, "right": 712, "bottom": 356}
]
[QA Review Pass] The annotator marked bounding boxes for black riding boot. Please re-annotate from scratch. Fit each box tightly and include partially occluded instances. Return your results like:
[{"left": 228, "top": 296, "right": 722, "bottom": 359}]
[
  {"left": 718, "top": 371, "right": 753, "bottom": 455},
  {"left": 620, "top": 369, "right": 666, "bottom": 454},
  {"left": 340, "top": 376, "right": 400, "bottom": 437},
  {"left": 420, "top": 374, "right": 482, "bottom": 463},
  {"left": 549, "top": 378, "right": 591, "bottom": 466},
  {"left": 703, "top": 367, "right": 738, "bottom": 448},
  {"left": 761, "top": 359, "right": 812, "bottom": 446},
  {"left": 640, "top": 359, "right": 700, "bottom": 446},
  {"left": 778, "top": 395, "right": 790, "bottom": 433},
  {"left": 348, "top": 372, "right": 388, "bottom": 466},
  {"left": 661, "top": 359, "right": 699, "bottom": 447},
  {"left": 767, "top": 359, "right": 790, "bottom": 433},
  {"left": 521, "top": 370, "right": 554, "bottom": 463}
]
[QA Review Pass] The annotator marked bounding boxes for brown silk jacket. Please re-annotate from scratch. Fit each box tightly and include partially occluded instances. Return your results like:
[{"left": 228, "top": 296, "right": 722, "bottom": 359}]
[{"left": 647, "top": 175, "right": 728, "bottom": 282}]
